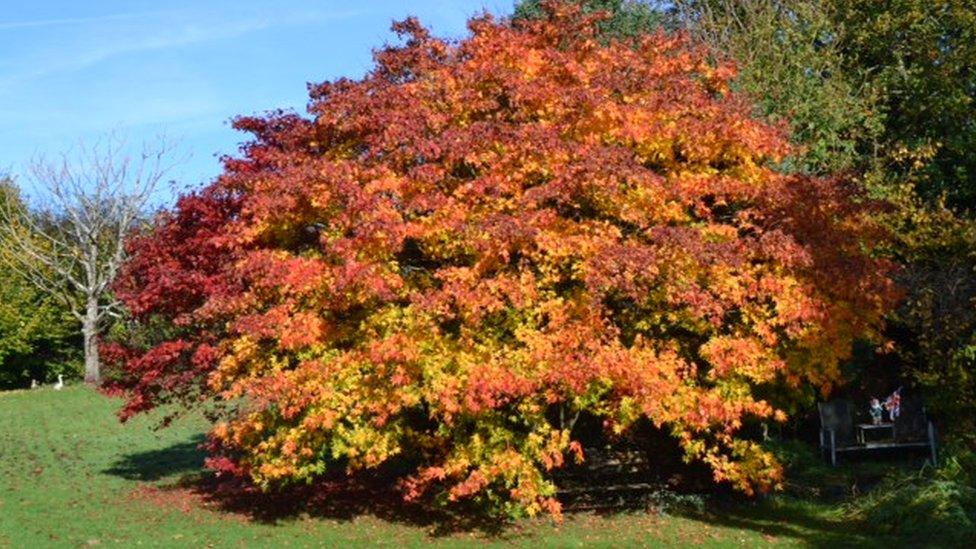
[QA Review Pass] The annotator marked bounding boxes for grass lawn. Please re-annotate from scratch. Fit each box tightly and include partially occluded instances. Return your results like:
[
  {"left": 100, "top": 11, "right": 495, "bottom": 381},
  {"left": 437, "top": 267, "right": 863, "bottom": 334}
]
[{"left": 0, "top": 386, "right": 894, "bottom": 547}]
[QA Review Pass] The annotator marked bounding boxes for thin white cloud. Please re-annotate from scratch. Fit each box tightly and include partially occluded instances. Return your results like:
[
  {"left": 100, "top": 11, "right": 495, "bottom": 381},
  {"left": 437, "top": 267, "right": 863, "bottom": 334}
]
[
  {"left": 0, "top": 8, "right": 363, "bottom": 92},
  {"left": 0, "top": 11, "right": 163, "bottom": 31}
]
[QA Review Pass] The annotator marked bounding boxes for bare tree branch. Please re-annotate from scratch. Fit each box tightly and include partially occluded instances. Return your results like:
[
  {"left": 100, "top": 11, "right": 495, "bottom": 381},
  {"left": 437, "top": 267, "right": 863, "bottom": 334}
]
[{"left": 0, "top": 134, "right": 180, "bottom": 382}]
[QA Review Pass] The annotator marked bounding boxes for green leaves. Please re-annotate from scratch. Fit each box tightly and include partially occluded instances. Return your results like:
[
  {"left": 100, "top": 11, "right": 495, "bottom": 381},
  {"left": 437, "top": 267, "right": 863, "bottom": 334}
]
[{"left": 0, "top": 180, "right": 79, "bottom": 387}]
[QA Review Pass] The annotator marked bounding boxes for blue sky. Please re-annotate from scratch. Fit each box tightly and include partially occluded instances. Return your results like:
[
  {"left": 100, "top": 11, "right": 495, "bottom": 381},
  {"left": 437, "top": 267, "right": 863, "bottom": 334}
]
[{"left": 1, "top": 1, "right": 513, "bottom": 200}]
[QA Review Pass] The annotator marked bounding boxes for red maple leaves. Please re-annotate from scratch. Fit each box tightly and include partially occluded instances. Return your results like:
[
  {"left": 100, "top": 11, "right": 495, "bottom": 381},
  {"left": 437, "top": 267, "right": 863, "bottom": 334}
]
[{"left": 111, "top": 2, "right": 896, "bottom": 518}]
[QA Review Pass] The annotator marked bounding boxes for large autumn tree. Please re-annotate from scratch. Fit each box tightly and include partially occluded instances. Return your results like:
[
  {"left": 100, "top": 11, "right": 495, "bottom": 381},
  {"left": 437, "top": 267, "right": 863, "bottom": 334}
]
[{"left": 113, "top": 2, "right": 895, "bottom": 518}]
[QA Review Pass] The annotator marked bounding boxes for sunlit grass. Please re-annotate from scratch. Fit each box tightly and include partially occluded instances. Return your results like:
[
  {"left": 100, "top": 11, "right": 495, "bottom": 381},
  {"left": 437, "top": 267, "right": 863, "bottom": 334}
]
[{"left": 0, "top": 386, "right": 893, "bottom": 547}]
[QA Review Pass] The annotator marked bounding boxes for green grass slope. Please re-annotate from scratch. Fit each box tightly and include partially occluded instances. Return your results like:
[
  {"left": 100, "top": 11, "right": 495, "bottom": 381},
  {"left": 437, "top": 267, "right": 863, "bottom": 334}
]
[{"left": 0, "top": 386, "right": 891, "bottom": 547}]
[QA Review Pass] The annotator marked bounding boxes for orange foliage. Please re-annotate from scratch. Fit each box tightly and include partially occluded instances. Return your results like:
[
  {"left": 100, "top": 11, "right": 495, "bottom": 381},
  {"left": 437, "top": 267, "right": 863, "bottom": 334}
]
[{"left": 113, "top": 2, "right": 896, "bottom": 518}]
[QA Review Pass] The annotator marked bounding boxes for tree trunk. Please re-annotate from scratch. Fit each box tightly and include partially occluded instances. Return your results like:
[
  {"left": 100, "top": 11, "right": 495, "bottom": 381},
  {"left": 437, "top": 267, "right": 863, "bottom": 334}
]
[{"left": 82, "top": 296, "right": 100, "bottom": 383}]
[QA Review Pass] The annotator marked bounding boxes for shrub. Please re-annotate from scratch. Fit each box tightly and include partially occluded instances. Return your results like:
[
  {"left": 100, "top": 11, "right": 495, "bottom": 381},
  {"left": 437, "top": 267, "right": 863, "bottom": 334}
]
[{"left": 847, "top": 475, "right": 976, "bottom": 545}]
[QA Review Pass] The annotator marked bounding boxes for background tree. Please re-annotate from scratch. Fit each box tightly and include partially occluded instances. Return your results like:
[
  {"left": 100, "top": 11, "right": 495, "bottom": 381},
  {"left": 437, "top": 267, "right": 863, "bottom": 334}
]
[
  {"left": 669, "top": 0, "right": 883, "bottom": 175},
  {"left": 0, "top": 138, "right": 175, "bottom": 383},
  {"left": 0, "top": 179, "right": 79, "bottom": 388},
  {"left": 821, "top": 1, "right": 976, "bottom": 441},
  {"left": 112, "top": 4, "right": 895, "bottom": 518},
  {"left": 882, "top": 193, "right": 976, "bottom": 445},
  {"left": 665, "top": 0, "right": 976, "bottom": 202},
  {"left": 825, "top": 0, "right": 976, "bottom": 210},
  {"left": 514, "top": 0, "right": 663, "bottom": 41}
]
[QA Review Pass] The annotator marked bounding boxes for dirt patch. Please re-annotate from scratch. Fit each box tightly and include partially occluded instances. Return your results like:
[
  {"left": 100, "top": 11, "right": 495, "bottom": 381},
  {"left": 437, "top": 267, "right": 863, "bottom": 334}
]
[{"left": 128, "top": 484, "right": 204, "bottom": 515}]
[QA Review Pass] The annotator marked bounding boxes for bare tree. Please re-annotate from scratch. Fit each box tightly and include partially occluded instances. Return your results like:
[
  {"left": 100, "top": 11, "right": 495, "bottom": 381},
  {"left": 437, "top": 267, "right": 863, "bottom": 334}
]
[{"left": 0, "top": 136, "right": 177, "bottom": 383}]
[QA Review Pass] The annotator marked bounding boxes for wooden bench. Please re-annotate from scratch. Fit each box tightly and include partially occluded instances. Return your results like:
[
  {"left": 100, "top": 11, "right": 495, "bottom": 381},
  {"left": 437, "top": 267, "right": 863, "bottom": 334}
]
[{"left": 818, "top": 398, "right": 937, "bottom": 466}]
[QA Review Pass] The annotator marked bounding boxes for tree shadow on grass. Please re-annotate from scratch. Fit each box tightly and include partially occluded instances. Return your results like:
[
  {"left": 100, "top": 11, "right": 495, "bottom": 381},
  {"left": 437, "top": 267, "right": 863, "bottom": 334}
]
[
  {"left": 103, "top": 433, "right": 206, "bottom": 482},
  {"left": 103, "top": 437, "right": 891, "bottom": 544},
  {"left": 104, "top": 436, "right": 512, "bottom": 538},
  {"left": 671, "top": 496, "right": 891, "bottom": 549},
  {"left": 186, "top": 473, "right": 513, "bottom": 538}
]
